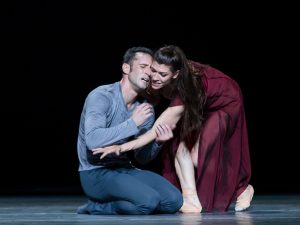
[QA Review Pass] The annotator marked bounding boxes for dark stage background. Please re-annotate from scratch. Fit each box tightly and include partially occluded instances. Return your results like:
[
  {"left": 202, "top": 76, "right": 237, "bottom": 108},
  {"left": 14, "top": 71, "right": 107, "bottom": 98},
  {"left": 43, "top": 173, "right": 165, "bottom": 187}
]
[{"left": 1, "top": 1, "right": 298, "bottom": 195}]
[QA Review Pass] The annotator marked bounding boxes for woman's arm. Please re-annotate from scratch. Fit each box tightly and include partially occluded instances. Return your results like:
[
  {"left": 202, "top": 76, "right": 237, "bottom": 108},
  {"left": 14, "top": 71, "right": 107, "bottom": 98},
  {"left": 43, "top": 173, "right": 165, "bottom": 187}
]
[{"left": 92, "top": 105, "right": 184, "bottom": 159}]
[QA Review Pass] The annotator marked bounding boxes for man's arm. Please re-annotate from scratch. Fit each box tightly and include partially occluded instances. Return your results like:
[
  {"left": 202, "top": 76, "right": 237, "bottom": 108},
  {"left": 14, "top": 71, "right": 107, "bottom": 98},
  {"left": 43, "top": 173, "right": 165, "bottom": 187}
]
[
  {"left": 84, "top": 92, "right": 153, "bottom": 149},
  {"left": 92, "top": 105, "right": 184, "bottom": 158},
  {"left": 84, "top": 92, "right": 139, "bottom": 149}
]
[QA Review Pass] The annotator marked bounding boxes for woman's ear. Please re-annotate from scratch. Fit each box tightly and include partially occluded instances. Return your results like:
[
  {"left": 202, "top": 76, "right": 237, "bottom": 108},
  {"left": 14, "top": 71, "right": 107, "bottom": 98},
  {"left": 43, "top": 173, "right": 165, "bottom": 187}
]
[
  {"left": 122, "top": 63, "right": 130, "bottom": 75},
  {"left": 172, "top": 70, "right": 180, "bottom": 79}
]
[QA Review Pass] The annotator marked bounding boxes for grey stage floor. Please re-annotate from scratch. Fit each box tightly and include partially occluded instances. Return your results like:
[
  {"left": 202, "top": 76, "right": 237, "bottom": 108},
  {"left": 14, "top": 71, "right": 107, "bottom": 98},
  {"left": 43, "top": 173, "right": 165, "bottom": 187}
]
[{"left": 0, "top": 195, "right": 300, "bottom": 225}]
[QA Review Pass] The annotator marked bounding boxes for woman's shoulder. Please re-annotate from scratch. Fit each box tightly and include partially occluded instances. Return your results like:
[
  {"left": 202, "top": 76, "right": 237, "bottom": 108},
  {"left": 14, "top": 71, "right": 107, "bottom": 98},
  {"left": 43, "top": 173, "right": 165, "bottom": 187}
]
[
  {"left": 190, "top": 60, "right": 231, "bottom": 80},
  {"left": 189, "top": 60, "right": 208, "bottom": 74}
]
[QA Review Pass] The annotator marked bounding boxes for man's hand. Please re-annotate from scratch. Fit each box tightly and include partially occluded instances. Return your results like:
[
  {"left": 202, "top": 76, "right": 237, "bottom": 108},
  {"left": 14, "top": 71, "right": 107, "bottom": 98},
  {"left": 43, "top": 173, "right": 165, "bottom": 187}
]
[
  {"left": 131, "top": 103, "right": 153, "bottom": 127},
  {"left": 155, "top": 124, "right": 175, "bottom": 144}
]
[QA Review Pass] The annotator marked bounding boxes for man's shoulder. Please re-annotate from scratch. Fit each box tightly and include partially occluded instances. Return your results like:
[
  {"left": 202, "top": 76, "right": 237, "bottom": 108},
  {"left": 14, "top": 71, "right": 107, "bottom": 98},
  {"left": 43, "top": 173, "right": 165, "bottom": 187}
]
[{"left": 88, "top": 82, "right": 119, "bottom": 98}]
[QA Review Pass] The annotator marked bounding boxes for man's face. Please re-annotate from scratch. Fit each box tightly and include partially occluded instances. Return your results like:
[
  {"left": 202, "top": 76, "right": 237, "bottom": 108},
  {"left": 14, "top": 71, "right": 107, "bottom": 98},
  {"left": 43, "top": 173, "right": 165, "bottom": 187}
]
[
  {"left": 150, "top": 61, "right": 178, "bottom": 90},
  {"left": 127, "top": 52, "right": 152, "bottom": 91}
]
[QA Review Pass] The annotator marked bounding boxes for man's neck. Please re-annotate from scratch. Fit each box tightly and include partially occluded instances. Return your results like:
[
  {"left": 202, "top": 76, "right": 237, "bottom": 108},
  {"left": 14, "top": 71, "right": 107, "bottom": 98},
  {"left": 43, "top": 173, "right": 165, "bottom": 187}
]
[{"left": 120, "top": 78, "right": 139, "bottom": 110}]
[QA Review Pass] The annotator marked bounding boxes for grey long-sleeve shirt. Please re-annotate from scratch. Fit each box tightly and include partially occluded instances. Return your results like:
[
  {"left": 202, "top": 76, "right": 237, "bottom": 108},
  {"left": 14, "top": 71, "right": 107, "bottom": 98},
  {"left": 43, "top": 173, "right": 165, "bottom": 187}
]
[{"left": 77, "top": 82, "right": 161, "bottom": 171}]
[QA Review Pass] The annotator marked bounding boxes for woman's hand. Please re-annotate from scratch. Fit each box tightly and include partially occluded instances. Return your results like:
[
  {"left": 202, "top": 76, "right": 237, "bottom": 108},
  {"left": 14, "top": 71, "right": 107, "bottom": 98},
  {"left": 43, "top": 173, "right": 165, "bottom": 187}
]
[
  {"left": 92, "top": 123, "right": 175, "bottom": 159},
  {"left": 92, "top": 145, "right": 122, "bottom": 159},
  {"left": 155, "top": 124, "right": 175, "bottom": 144}
]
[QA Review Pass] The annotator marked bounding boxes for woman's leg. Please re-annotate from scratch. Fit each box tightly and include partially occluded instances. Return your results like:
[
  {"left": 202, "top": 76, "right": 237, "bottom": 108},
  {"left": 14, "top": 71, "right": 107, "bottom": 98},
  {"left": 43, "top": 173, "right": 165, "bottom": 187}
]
[{"left": 175, "top": 141, "right": 202, "bottom": 213}]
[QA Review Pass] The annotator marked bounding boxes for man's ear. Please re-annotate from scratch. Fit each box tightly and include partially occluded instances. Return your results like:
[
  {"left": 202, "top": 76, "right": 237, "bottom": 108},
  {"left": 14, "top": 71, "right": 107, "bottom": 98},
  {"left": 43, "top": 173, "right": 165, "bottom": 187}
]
[
  {"left": 122, "top": 63, "right": 130, "bottom": 75},
  {"left": 172, "top": 70, "right": 180, "bottom": 79}
]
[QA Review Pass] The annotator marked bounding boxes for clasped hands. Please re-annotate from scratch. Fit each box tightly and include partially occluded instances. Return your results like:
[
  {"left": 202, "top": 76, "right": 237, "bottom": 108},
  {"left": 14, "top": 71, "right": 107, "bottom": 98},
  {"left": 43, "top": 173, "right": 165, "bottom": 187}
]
[{"left": 92, "top": 123, "right": 174, "bottom": 159}]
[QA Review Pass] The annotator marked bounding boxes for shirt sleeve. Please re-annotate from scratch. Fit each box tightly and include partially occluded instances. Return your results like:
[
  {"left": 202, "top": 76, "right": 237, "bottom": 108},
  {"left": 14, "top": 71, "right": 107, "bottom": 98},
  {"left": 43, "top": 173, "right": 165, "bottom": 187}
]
[
  {"left": 133, "top": 108, "right": 162, "bottom": 164},
  {"left": 134, "top": 141, "right": 163, "bottom": 165},
  {"left": 84, "top": 92, "right": 139, "bottom": 149}
]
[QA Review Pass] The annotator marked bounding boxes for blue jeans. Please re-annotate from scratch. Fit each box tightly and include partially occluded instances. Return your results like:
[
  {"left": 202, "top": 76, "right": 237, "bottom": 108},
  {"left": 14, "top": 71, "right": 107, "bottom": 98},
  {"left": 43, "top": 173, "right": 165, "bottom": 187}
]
[{"left": 79, "top": 167, "right": 183, "bottom": 215}]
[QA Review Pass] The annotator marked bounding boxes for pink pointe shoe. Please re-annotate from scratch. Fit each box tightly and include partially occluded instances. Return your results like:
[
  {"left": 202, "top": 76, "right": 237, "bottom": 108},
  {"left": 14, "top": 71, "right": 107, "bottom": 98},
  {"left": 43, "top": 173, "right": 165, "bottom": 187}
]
[
  {"left": 179, "top": 189, "right": 202, "bottom": 213},
  {"left": 235, "top": 184, "right": 254, "bottom": 212}
]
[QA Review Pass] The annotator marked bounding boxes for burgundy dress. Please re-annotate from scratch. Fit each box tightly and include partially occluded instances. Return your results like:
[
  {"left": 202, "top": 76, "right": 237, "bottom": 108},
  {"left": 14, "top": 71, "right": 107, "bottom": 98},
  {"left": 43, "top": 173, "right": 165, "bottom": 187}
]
[{"left": 161, "top": 61, "right": 252, "bottom": 212}]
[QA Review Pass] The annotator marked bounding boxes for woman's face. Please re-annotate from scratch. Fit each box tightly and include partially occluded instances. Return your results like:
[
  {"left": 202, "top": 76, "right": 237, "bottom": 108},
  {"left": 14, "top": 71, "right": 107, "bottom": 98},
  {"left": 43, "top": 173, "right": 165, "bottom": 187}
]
[{"left": 150, "top": 61, "right": 179, "bottom": 90}]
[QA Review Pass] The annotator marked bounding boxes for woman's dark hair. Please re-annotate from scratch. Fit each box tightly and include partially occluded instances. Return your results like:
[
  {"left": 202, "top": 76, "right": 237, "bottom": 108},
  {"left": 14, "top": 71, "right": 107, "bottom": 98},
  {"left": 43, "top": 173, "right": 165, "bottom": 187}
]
[{"left": 153, "top": 45, "right": 206, "bottom": 143}]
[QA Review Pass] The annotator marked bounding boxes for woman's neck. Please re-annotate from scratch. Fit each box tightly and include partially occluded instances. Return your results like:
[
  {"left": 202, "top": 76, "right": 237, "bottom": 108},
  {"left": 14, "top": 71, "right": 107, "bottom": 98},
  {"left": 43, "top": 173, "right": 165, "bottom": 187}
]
[{"left": 161, "top": 85, "right": 174, "bottom": 99}]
